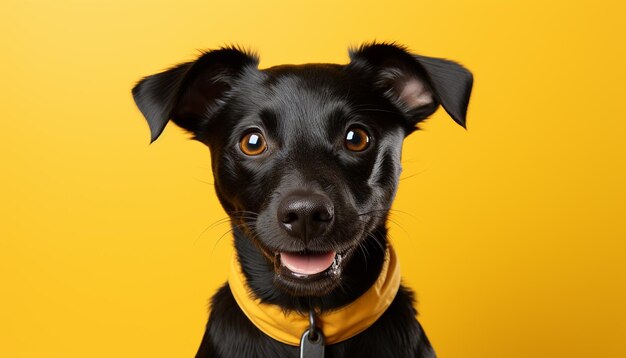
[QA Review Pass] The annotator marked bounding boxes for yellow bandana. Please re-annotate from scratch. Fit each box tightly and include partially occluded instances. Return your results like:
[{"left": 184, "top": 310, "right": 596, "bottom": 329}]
[{"left": 228, "top": 244, "right": 401, "bottom": 346}]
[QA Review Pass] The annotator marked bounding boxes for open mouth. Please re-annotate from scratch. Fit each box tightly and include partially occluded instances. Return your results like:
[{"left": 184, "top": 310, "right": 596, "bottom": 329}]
[
  {"left": 273, "top": 250, "right": 348, "bottom": 283},
  {"left": 268, "top": 245, "right": 358, "bottom": 296}
]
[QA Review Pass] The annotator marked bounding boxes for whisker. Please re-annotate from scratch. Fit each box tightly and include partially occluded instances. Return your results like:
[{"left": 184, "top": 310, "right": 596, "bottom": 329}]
[
  {"left": 194, "top": 216, "right": 231, "bottom": 246},
  {"left": 195, "top": 179, "right": 214, "bottom": 186},
  {"left": 210, "top": 227, "right": 235, "bottom": 257}
]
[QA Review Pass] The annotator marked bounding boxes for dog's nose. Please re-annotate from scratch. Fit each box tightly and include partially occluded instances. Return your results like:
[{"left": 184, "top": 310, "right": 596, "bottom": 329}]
[{"left": 277, "top": 192, "right": 334, "bottom": 240}]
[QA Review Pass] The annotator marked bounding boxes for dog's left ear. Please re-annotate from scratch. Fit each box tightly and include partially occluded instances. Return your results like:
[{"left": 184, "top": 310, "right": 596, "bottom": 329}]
[{"left": 348, "top": 43, "right": 473, "bottom": 130}]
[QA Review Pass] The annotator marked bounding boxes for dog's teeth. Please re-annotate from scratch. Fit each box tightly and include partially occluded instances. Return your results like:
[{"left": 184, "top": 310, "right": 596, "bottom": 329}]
[{"left": 330, "top": 253, "right": 343, "bottom": 276}]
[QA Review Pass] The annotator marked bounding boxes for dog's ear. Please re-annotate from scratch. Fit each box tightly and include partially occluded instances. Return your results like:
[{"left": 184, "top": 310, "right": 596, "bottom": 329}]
[
  {"left": 132, "top": 47, "right": 259, "bottom": 142},
  {"left": 348, "top": 43, "right": 473, "bottom": 129}
]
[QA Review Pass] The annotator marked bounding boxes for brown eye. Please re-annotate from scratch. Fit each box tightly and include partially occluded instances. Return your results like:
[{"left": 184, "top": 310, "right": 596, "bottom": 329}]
[
  {"left": 345, "top": 127, "right": 370, "bottom": 152},
  {"left": 240, "top": 131, "right": 267, "bottom": 156}
]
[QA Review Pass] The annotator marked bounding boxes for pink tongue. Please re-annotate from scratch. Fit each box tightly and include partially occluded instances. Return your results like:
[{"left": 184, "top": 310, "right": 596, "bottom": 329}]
[{"left": 280, "top": 251, "right": 336, "bottom": 275}]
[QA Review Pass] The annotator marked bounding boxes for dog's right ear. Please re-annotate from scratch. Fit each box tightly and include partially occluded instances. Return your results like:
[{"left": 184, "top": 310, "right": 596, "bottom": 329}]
[{"left": 131, "top": 47, "right": 259, "bottom": 143}]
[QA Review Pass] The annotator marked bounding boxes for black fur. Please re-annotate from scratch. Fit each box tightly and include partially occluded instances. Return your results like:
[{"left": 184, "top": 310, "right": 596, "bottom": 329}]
[{"left": 132, "top": 42, "right": 473, "bottom": 357}]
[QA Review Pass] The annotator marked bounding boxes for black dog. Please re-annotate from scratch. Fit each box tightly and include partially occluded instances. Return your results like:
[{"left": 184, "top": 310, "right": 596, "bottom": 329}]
[{"left": 132, "top": 43, "right": 472, "bottom": 358}]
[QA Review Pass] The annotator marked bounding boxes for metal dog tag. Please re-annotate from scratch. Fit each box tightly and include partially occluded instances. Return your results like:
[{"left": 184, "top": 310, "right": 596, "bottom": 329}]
[{"left": 300, "top": 329, "right": 325, "bottom": 358}]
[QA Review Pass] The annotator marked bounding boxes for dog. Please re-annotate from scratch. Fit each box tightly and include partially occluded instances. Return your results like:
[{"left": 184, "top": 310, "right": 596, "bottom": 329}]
[{"left": 132, "top": 42, "right": 472, "bottom": 358}]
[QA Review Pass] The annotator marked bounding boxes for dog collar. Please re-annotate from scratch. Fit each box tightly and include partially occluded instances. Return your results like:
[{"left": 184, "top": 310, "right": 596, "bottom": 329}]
[{"left": 228, "top": 244, "right": 401, "bottom": 346}]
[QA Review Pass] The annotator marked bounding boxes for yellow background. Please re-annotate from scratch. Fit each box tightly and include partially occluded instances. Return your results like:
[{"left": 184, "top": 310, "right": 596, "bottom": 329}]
[{"left": 1, "top": 0, "right": 625, "bottom": 357}]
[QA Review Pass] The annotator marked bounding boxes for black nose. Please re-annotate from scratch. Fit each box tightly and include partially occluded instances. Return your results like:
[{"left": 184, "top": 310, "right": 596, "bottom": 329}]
[{"left": 277, "top": 191, "right": 334, "bottom": 240}]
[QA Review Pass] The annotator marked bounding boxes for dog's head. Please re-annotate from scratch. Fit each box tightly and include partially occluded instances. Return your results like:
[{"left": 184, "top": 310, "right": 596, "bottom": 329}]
[{"left": 132, "top": 43, "right": 472, "bottom": 299}]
